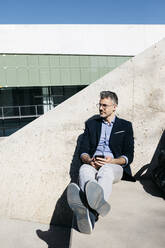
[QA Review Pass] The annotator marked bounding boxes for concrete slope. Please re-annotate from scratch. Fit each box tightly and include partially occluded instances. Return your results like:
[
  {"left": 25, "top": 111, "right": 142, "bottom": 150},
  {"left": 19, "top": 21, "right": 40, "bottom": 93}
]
[{"left": 0, "top": 38, "right": 164, "bottom": 224}]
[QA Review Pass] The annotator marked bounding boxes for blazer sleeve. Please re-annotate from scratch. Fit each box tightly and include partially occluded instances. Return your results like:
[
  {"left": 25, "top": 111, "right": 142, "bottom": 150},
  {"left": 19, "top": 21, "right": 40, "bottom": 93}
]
[
  {"left": 122, "top": 122, "right": 134, "bottom": 165},
  {"left": 79, "top": 121, "right": 91, "bottom": 157}
]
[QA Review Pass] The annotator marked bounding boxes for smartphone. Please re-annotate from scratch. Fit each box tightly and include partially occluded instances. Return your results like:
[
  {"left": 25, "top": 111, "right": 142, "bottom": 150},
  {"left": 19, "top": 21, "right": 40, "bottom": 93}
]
[{"left": 95, "top": 155, "right": 105, "bottom": 159}]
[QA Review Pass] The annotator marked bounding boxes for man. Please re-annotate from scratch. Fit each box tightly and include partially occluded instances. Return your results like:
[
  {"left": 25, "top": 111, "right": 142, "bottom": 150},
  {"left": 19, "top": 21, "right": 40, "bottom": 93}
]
[{"left": 67, "top": 91, "right": 134, "bottom": 234}]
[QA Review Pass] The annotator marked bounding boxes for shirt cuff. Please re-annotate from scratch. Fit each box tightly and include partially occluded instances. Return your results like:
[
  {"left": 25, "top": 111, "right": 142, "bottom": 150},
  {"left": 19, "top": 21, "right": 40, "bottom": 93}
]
[
  {"left": 80, "top": 153, "right": 90, "bottom": 159},
  {"left": 120, "top": 155, "right": 128, "bottom": 168}
]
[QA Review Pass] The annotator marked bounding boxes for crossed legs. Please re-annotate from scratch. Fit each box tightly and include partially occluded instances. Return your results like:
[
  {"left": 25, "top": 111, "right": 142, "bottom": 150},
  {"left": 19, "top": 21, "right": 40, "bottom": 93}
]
[
  {"left": 79, "top": 163, "right": 123, "bottom": 201},
  {"left": 67, "top": 163, "right": 123, "bottom": 234}
]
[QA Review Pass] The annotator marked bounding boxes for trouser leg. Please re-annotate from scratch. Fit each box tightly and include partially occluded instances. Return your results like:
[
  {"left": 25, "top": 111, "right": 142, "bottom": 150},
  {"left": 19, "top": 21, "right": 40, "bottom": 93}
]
[
  {"left": 79, "top": 164, "right": 97, "bottom": 192},
  {"left": 97, "top": 164, "right": 123, "bottom": 201}
]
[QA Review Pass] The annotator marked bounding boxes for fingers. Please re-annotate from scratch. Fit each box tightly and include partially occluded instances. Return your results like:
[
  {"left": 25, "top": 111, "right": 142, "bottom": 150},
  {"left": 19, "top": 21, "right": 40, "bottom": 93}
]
[
  {"left": 95, "top": 157, "right": 106, "bottom": 163},
  {"left": 93, "top": 157, "right": 110, "bottom": 167},
  {"left": 94, "top": 160, "right": 105, "bottom": 166},
  {"left": 96, "top": 157, "right": 106, "bottom": 162}
]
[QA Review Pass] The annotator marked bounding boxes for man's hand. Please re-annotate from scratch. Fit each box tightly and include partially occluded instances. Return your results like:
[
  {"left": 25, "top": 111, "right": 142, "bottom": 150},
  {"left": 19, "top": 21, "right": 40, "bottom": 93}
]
[
  {"left": 94, "top": 156, "right": 126, "bottom": 167},
  {"left": 94, "top": 156, "right": 113, "bottom": 168},
  {"left": 81, "top": 153, "right": 105, "bottom": 170},
  {"left": 81, "top": 153, "right": 99, "bottom": 169},
  {"left": 81, "top": 154, "right": 126, "bottom": 169}
]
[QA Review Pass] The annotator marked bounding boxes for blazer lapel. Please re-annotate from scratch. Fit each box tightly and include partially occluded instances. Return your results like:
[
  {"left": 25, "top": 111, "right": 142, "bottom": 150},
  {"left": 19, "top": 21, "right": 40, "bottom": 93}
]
[
  {"left": 110, "top": 116, "right": 123, "bottom": 145},
  {"left": 111, "top": 116, "right": 121, "bottom": 134},
  {"left": 96, "top": 118, "right": 102, "bottom": 144}
]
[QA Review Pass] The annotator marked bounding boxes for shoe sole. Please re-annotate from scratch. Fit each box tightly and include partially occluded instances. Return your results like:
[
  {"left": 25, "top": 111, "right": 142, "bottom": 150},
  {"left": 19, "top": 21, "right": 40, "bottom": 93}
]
[
  {"left": 67, "top": 183, "right": 92, "bottom": 234},
  {"left": 86, "top": 181, "right": 110, "bottom": 217}
]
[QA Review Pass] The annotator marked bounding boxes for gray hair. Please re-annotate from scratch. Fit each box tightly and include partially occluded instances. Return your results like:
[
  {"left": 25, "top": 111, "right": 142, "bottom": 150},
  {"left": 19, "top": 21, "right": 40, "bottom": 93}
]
[{"left": 100, "top": 91, "right": 118, "bottom": 105}]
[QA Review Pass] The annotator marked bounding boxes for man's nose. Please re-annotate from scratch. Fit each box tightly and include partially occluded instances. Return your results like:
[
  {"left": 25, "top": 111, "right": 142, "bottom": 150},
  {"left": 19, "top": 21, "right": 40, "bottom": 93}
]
[{"left": 99, "top": 105, "right": 103, "bottom": 110}]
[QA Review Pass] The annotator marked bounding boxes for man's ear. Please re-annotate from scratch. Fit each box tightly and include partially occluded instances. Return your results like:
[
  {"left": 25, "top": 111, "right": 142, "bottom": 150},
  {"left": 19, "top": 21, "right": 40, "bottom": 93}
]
[{"left": 113, "top": 104, "right": 117, "bottom": 112}]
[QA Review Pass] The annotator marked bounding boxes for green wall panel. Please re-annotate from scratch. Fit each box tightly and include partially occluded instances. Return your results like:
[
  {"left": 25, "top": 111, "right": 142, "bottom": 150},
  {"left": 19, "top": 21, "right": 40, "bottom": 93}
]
[
  {"left": 79, "top": 56, "right": 90, "bottom": 67},
  {"left": 50, "top": 68, "right": 61, "bottom": 84},
  {"left": 60, "top": 56, "right": 70, "bottom": 67},
  {"left": 17, "top": 68, "right": 29, "bottom": 84},
  {"left": 49, "top": 56, "right": 60, "bottom": 67},
  {"left": 27, "top": 55, "right": 38, "bottom": 66},
  {"left": 0, "top": 54, "right": 132, "bottom": 87},
  {"left": 29, "top": 68, "right": 40, "bottom": 84},
  {"left": 6, "top": 68, "right": 17, "bottom": 84},
  {"left": 70, "top": 69, "right": 81, "bottom": 83},
  {"left": 107, "top": 57, "right": 117, "bottom": 67},
  {"left": 80, "top": 68, "right": 91, "bottom": 84},
  {"left": 4, "top": 55, "right": 27, "bottom": 67},
  {"left": 61, "top": 68, "right": 71, "bottom": 84},
  {"left": 0, "top": 56, "right": 5, "bottom": 66},
  {"left": 98, "top": 56, "right": 108, "bottom": 67},
  {"left": 40, "top": 68, "right": 50, "bottom": 84},
  {"left": 70, "top": 56, "right": 80, "bottom": 67},
  {"left": 39, "top": 56, "right": 50, "bottom": 66},
  {"left": 0, "top": 68, "right": 6, "bottom": 85},
  {"left": 91, "top": 67, "right": 100, "bottom": 82}
]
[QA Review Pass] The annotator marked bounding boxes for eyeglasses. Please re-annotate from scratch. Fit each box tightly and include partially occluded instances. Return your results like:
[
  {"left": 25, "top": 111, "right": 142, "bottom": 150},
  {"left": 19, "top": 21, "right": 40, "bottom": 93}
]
[{"left": 96, "top": 103, "right": 114, "bottom": 109}]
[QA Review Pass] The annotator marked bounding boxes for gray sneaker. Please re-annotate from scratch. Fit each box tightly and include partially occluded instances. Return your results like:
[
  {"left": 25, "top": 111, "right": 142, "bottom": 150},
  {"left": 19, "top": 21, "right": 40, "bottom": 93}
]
[
  {"left": 85, "top": 181, "right": 111, "bottom": 217},
  {"left": 67, "top": 183, "right": 93, "bottom": 234}
]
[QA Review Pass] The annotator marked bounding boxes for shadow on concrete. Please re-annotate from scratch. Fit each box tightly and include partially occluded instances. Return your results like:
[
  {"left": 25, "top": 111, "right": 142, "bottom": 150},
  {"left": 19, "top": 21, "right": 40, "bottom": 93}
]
[
  {"left": 36, "top": 133, "right": 83, "bottom": 248},
  {"left": 36, "top": 226, "right": 72, "bottom": 248},
  {"left": 135, "top": 130, "right": 165, "bottom": 199},
  {"left": 36, "top": 187, "right": 73, "bottom": 248}
]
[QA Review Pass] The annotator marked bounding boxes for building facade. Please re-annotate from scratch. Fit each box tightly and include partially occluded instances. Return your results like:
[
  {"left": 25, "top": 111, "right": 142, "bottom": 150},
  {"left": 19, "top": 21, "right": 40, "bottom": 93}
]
[{"left": 0, "top": 25, "right": 165, "bottom": 136}]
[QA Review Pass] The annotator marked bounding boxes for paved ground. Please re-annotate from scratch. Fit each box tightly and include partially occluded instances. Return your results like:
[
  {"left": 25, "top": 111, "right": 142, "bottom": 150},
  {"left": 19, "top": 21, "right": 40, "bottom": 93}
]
[
  {"left": 0, "top": 218, "right": 48, "bottom": 248},
  {"left": 72, "top": 180, "right": 165, "bottom": 248},
  {"left": 0, "top": 180, "right": 165, "bottom": 248}
]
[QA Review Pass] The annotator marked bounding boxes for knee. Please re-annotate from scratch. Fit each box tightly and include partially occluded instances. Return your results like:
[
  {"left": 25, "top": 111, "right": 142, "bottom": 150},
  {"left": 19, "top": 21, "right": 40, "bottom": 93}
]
[
  {"left": 100, "top": 164, "right": 113, "bottom": 172},
  {"left": 79, "top": 164, "right": 94, "bottom": 176},
  {"left": 98, "top": 164, "right": 114, "bottom": 178}
]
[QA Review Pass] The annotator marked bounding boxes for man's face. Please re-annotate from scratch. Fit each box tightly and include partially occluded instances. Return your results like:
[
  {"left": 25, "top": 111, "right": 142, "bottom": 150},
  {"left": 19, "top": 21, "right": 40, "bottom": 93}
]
[{"left": 99, "top": 97, "right": 117, "bottom": 119}]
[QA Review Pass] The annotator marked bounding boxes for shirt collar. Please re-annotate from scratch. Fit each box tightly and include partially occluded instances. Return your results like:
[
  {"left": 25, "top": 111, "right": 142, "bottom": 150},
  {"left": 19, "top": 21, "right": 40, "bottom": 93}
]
[{"left": 103, "top": 115, "right": 116, "bottom": 125}]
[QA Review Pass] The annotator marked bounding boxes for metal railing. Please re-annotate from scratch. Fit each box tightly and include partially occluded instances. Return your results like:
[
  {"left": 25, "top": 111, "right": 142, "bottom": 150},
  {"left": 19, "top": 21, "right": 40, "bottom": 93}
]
[{"left": 0, "top": 104, "right": 55, "bottom": 119}]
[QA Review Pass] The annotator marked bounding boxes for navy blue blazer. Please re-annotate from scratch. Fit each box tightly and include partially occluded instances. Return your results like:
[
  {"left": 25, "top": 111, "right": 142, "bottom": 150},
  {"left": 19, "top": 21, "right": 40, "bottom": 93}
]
[{"left": 79, "top": 116, "right": 134, "bottom": 177}]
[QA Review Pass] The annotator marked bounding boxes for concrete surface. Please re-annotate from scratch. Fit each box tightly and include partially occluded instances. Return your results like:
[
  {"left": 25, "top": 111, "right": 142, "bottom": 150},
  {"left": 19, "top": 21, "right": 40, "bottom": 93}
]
[
  {"left": 0, "top": 218, "right": 48, "bottom": 248},
  {"left": 0, "top": 181, "right": 165, "bottom": 248},
  {"left": 0, "top": 38, "right": 165, "bottom": 224},
  {"left": 71, "top": 180, "right": 165, "bottom": 248}
]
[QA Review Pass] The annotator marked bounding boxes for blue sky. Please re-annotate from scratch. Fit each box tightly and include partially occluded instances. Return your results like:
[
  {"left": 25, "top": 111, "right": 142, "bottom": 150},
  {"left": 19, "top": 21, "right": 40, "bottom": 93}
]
[{"left": 0, "top": 0, "right": 165, "bottom": 24}]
